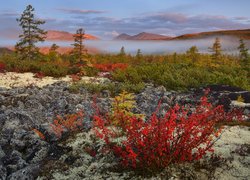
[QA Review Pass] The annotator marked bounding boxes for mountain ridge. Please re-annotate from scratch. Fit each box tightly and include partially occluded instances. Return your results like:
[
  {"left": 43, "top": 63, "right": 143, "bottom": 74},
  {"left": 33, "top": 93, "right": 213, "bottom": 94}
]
[
  {"left": 46, "top": 30, "right": 100, "bottom": 41},
  {"left": 115, "top": 29, "right": 250, "bottom": 41},
  {"left": 114, "top": 32, "right": 171, "bottom": 40},
  {"left": 173, "top": 29, "right": 250, "bottom": 40}
]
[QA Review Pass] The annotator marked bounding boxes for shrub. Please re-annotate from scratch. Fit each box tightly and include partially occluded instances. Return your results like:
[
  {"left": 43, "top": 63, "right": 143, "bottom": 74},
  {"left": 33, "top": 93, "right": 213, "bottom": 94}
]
[
  {"left": 40, "top": 64, "right": 68, "bottom": 77},
  {"left": 68, "top": 66, "right": 81, "bottom": 75},
  {"left": 34, "top": 72, "right": 45, "bottom": 79},
  {"left": 110, "top": 91, "right": 143, "bottom": 126},
  {"left": 94, "top": 92, "right": 241, "bottom": 172},
  {"left": 33, "top": 128, "right": 45, "bottom": 140},
  {"left": 0, "top": 63, "right": 6, "bottom": 72},
  {"left": 94, "top": 63, "right": 128, "bottom": 72},
  {"left": 83, "top": 66, "right": 99, "bottom": 77},
  {"left": 51, "top": 111, "right": 84, "bottom": 138},
  {"left": 69, "top": 74, "right": 81, "bottom": 82},
  {"left": 112, "top": 63, "right": 250, "bottom": 91}
]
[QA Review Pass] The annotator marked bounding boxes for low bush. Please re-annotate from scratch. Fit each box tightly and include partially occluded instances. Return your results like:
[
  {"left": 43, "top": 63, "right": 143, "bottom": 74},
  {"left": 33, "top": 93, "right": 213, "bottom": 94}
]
[
  {"left": 33, "top": 111, "right": 84, "bottom": 141},
  {"left": 94, "top": 63, "right": 128, "bottom": 72},
  {"left": 34, "top": 72, "right": 45, "bottom": 79},
  {"left": 40, "top": 64, "right": 68, "bottom": 77},
  {"left": 83, "top": 66, "right": 99, "bottom": 77},
  {"left": 110, "top": 91, "right": 144, "bottom": 126},
  {"left": 0, "top": 62, "right": 6, "bottom": 72},
  {"left": 93, "top": 91, "right": 242, "bottom": 172},
  {"left": 112, "top": 63, "right": 250, "bottom": 91}
]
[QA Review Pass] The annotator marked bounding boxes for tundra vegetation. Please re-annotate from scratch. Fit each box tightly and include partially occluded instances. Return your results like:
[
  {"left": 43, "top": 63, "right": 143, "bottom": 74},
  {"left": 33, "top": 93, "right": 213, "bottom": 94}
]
[{"left": 0, "top": 4, "right": 249, "bottom": 178}]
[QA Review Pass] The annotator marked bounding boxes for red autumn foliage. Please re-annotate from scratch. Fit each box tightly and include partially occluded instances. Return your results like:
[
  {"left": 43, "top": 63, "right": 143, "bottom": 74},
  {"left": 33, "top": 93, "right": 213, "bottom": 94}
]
[
  {"left": 33, "top": 128, "right": 46, "bottom": 140},
  {"left": 93, "top": 92, "right": 242, "bottom": 171},
  {"left": 34, "top": 72, "right": 45, "bottom": 79},
  {"left": 0, "top": 63, "right": 6, "bottom": 73},
  {"left": 93, "top": 63, "right": 128, "bottom": 72},
  {"left": 51, "top": 111, "right": 84, "bottom": 138},
  {"left": 69, "top": 74, "right": 81, "bottom": 82}
]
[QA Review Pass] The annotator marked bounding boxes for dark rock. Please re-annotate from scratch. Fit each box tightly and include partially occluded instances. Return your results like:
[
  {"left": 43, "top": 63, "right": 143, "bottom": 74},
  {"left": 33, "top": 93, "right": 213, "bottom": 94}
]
[
  {"left": 7, "top": 165, "right": 40, "bottom": 180},
  {"left": 64, "top": 155, "right": 77, "bottom": 165},
  {"left": 0, "top": 146, "right": 5, "bottom": 160},
  {"left": 203, "top": 85, "right": 245, "bottom": 92},
  {"left": 2, "top": 150, "right": 27, "bottom": 175},
  {"left": 47, "top": 144, "right": 72, "bottom": 160},
  {"left": 0, "top": 163, "right": 7, "bottom": 180}
]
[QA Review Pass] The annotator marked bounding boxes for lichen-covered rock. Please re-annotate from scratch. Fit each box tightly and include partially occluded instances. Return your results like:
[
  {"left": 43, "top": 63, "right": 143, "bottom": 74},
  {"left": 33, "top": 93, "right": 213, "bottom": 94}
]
[
  {"left": 0, "top": 82, "right": 249, "bottom": 179},
  {"left": 7, "top": 165, "right": 40, "bottom": 180}
]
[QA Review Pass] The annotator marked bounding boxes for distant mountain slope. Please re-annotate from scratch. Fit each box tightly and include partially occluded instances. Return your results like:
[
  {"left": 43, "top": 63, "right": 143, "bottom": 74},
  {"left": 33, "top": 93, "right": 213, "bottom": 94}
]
[
  {"left": 114, "top": 32, "right": 172, "bottom": 40},
  {"left": 173, "top": 29, "right": 250, "bottom": 40},
  {"left": 46, "top": 30, "right": 100, "bottom": 41},
  {"left": 0, "top": 47, "right": 13, "bottom": 55},
  {"left": 115, "top": 29, "right": 250, "bottom": 41},
  {"left": 114, "top": 33, "right": 132, "bottom": 40},
  {"left": 131, "top": 32, "right": 172, "bottom": 40}
]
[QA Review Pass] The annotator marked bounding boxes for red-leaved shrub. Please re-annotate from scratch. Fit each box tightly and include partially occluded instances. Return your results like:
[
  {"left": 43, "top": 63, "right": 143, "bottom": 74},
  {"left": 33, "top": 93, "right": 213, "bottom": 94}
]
[
  {"left": 69, "top": 74, "right": 81, "bottom": 82},
  {"left": 33, "top": 128, "right": 46, "bottom": 140},
  {"left": 34, "top": 72, "right": 45, "bottom": 79},
  {"left": 93, "top": 93, "right": 242, "bottom": 171},
  {"left": 51, "top": 111, "right": 84, "bottom": 138},
  {"left": 94, "top": 63, "right": 128, "bottom": 72},
  {"left": 0, "top": 63, "right": 6, "bottom": 73}
]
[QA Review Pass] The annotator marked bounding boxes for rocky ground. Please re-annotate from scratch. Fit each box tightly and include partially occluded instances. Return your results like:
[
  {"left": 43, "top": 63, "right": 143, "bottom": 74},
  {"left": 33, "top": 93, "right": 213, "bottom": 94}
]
[{"left": 0, "top": 72, "right": 249, "bottom": 179}]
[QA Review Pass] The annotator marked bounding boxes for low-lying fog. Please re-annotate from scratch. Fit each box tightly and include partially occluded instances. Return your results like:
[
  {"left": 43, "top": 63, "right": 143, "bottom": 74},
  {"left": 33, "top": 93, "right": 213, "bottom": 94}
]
[
  {"left": 2, "top": 36, "right": 250, "bottom": 54},
  {"left": 84, "top": 37, "right": 250, "bottom": 54}
]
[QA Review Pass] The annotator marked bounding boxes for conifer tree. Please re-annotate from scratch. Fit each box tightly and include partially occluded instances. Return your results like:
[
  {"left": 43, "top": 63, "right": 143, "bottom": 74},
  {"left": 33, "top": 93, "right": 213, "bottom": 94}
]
[
  {"left": 186, "top": 46, "right": 199, "bottom": 63},
  {"left": 238, "top": 39, "right": 249, "bottom": 66},
  {"left": 71, "top": 28, "right": 88, "bottom": 64},
  {"left": 210, "top": 37, "right": 222, "bottom": 62},
  {"left": 15, "top": 5, "right": 47, "bottom": 60},
  {"left": 136, "top": 49, "right": 142, "bottom": 59},
  {"left": 48, "top": 43, "right": 59, "bottom": 61},
  {"left": 119, "top": 46, "right": 126, "bottom": 56}
]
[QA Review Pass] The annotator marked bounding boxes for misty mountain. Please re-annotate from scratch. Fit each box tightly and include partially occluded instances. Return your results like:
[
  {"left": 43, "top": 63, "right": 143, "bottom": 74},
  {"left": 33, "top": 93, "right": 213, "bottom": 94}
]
[
  {"left": 114, "top": 32, "right": 172, "bottom": 40},
  {"left": 173, "top": 29, "right": 250, "bottom": 40},
  {"left": 46, "top": 30, "right": 100, "bottom": 41}
]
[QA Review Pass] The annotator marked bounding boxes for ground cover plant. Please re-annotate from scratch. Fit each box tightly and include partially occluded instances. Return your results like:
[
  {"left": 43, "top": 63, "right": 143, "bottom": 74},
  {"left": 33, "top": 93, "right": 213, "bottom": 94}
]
[{"left": 93, "top": 90, "right": 243, "bottom": 173}]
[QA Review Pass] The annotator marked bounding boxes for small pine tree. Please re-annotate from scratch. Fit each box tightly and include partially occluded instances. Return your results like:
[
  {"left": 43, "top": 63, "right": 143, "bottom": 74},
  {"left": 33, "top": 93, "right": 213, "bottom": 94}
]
[
  {"left": 186, "top": 46, "right": 199, "bottom": 63},
  {"left": 15, "top": 5, "right": 47, "bottom": 60},
  {"left": 71, "top": 28, "right": 88, "bottom": 64},
  {"left": 48, "top": 43, "right": 59, "bottom": 61},
  {"left": 238, "top": 39, "right": 249, "bottom": 66},
  {"left": 210, "top": 37, "right": 222, "bottom": 62},
  {"left": 136, "top": 49, "right": 142, "bottom": 59},
  {"left": 119, "top": 46, "right": 126, "bottom": 56},
  {"left": 50, "top": 43, "right": 59, "bottom": 53}
]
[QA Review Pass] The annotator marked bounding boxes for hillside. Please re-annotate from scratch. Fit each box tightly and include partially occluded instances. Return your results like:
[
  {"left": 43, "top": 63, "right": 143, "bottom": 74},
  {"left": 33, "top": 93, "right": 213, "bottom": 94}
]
[
  {"left": 115, "top": 29, "right": 250, "bottom": 41},
  {"left": 173, "top": 29, "right": 250, "bottom": 40},
  {"left": 114, "top": 33, "right": 132, "bottom": 40},
  {"left": 46, "top": 30, "right": 100, "bottom": 41},
  {"left": 114, "top": 32, "right": 171, "bottom": 40},
  {"left": 0, "top": 47, "right": 13, "bottom": 55}
]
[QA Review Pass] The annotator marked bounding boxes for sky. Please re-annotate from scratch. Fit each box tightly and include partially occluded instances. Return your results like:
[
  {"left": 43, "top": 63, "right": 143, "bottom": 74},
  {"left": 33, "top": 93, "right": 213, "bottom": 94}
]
[{"left": 1, "top": 0, "right": 250, "bottom": 40}]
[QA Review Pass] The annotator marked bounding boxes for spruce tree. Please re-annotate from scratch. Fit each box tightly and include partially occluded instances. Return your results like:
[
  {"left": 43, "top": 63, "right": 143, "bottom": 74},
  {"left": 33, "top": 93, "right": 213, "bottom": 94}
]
[
  {"left": 48, "top": 43, "right": 59, "bottom": 61},
  {"left": 15, "top": 5, "right": 47, "bottom": 60},
  {"left": 238, "top": 39, "right": 249, "bottom": 66},
  {"left": 136, "top": 49, "right": 142, "bottom": 59},
  {"left": 119, "top": 46, "right": 126, "bottom": 56},
  {"left": 71, "top": 28, "right": 88, "bottom": 64},
  {"left": 186, "top": 46, "right": 199, "bottom": 63},
  {"left": 210, "top": 37, "right": 222, "bottom": 62}
]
